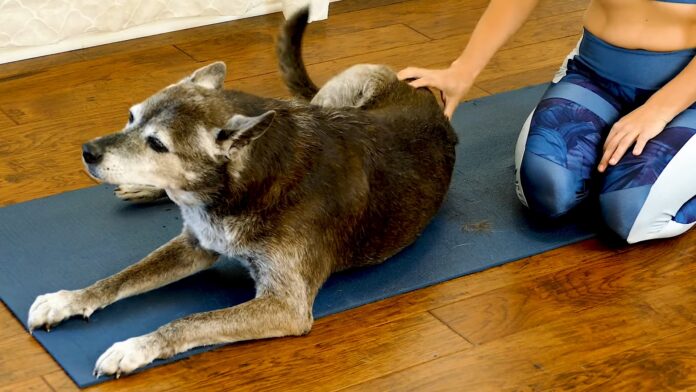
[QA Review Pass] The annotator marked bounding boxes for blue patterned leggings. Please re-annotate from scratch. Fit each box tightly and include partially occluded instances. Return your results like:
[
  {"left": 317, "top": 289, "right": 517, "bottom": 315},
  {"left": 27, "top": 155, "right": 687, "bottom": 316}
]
[{"left": 515, "top": 57, "right": 696, "bottom": 243}]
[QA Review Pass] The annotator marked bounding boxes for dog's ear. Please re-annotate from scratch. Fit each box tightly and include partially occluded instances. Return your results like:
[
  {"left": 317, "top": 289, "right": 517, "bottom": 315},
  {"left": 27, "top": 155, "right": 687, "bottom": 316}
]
[
  {"left": 216, "top": 110, "right": 276, "bottom": 152},
  {"left": 186, "top": 62, "right": 227, "bottom": 90}
]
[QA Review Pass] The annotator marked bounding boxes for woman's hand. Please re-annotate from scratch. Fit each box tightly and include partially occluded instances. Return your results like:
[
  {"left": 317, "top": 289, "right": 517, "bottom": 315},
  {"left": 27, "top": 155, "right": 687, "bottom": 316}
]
[
  {"left": 598, "top": 103, "right": 672, "bottom": 172},
  {"left": 397, "top": 63, "right": 475, "bottom": 119}
]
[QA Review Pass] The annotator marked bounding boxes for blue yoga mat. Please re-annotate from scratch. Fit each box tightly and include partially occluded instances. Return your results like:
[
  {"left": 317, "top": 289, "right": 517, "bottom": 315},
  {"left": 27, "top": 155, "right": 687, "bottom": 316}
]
[{"left": 0, "top": 84, "right": 597, "bottom": 387}]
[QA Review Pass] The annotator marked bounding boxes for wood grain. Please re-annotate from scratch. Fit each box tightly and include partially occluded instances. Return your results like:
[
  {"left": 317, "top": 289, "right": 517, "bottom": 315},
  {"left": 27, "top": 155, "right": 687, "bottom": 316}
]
[
  {"left": 0, "top": 303, "right": 24, "bottom": 340},
  {"left": 385, "top": 0, "right": 586, "bottom": 40},
  {"left": 0, "top": 334, "right": 62, "bottom": 385},
  {"left": 476, "top": 64, "right": 562, "bottom": 94},
  {"left": 0, "top": 51, "right": 84, "bottom": 80},
  {"left": 0, "top": 110, "right": 14, "bottom": 128},
  {"left": 2, "top": 0, "right": 696, "bottom": 391},
  {"left": 84, "top": 312, "right": 471, "bottom": 392},
  {"left": 0, "top": 377, "right": 52, "bottom": 392},
  {"left": 181, "top": 23, "right": 430, "bottom": 77},
  {"left": 431, "top": 235, "right": 696, "bottom": 344},
  {"left": 346, "top": 298, "right": 693, "bottom": 391},
  {"left": 41, "top": 371, "right": 79, "bottom": 392},
  {"left": 0, "top": 46, "right": 198, "bottom": 125},
  {"left": 520, "top": 326, "right": 696, "bottom": 391}
]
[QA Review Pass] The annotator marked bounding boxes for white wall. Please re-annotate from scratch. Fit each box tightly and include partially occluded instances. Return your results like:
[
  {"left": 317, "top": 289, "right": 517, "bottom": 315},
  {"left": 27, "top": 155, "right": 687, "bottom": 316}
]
[{"left": 0, "top": 0, "right": 331, "bottom": 64}]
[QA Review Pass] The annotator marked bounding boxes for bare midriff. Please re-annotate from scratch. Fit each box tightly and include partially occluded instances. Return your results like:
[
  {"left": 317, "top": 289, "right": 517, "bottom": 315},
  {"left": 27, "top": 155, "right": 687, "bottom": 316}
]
[{"left": 584, "top": 0, "right": 696, "bottom": 51}]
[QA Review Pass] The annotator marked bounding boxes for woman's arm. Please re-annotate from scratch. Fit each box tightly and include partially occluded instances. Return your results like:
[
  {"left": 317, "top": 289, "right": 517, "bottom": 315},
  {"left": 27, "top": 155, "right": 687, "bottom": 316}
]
[
  {"left": 598, "top": 57, "right": 696, "bottom": 172},
  {"left": 398, "top": 0, "right": 541, "bottom": 118}
]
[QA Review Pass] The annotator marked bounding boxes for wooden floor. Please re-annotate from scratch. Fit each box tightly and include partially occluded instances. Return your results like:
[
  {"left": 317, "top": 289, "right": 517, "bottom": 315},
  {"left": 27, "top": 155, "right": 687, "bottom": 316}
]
[{"left": 1, "top": 0, "right": 696, "bottom": 390}]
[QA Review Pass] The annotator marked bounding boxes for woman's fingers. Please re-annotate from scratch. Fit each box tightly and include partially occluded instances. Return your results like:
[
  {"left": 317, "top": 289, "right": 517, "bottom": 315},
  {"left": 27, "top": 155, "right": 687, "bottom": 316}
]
[
  {"left": 599, "top": 128, "right": 641, "bottom": 172},
  {"left": 598, "top": 129, "right": 622, "bottom": 172},
  {"left": 398, "top": 66, "right": 467, "bottom": 119},
  {"left": 609, "top": 133, "right": 638, "bottom": 166},
  {"left": 632, "top": 135, "right": 649, "bottom": 156},
  {"left": 397, "top": 67, "right": 429, "bottom": 81},
  {"left": 408, "top": 77, "right": 432, "bottom": 89}
]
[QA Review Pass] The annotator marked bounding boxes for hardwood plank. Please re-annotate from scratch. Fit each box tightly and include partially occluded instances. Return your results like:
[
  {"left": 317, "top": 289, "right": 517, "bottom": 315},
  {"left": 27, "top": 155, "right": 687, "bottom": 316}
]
[
  {"left": 85, "top": 312, "right": 471, "bottom": 391},
  {"left": 177, "top": 0, "right": 582, "bottom": 70},
  {"left": 0, "top": 333, "right": 62, "bottom": 385},
  {"left": 182, "top": 23, "right": 430, "bottom": 80},
  {"left": 0, "top": 377, "right": 52, "bottom": 392},
  {"left": 0, "top": 110, "right": 15, "bottom": 128},
  {"left": 400, "top": 0, "right": 586, "bottom": 40},
  {"left": 475, "top": 65, "right": 561, "bottom": 94},
  {"left": 43, "top": 371, "right": 79, "bottom": 392},
  {"left": 0, "top": 302, "right": 25, "bottom": 340},
  {"left": 330, "top": 0, "right": 409, "bottom": 14},
  {"left": 512, "top": 282, "right": 696, "bottom": 391},
  {"left": 277, "top": 18, "right": 582, "bottom": 82},
  {"left": 230, "top": 15, "right": 582, "bottom": 100},
  {"left": 430, "top": 234, "right": 696, "bottom": 345},
  {"left": 345, "top": 298, "right": 693, "bottom": 391},
  {"left": 77, "top": 0, "right": 413, "bottom": 63},
  {"left": 0, "top": 46, "right": 197, "bottom": 125},
  {"left": 174, "top": 0, "right": 484, "bottom": 63},
  {"left": 639, "top": 280, "right": 696, "bottom": 326},
  {"left": 519, "top": 326, "right": 696, "bottom": 391},
  {"left": 477, "top": 36, "right": 580, "bottom": 83},
  {"left": 0, "top": 112, "right": 120, "bottom": 207},
  {"left": 0, "top": 51, "right": 83, "bottom": 80}
]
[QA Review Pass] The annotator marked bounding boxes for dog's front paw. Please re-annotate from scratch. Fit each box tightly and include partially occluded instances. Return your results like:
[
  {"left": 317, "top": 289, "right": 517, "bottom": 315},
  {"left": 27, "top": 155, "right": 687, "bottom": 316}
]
[
  {"left": 28, "top": 289, "right": 96, "bottom": 331},
  {"left": 114, "top": 184, "right": 166, "bottom": 203},
  {"left": 94, "top": 335, "right": 162, "bottom": 378}
]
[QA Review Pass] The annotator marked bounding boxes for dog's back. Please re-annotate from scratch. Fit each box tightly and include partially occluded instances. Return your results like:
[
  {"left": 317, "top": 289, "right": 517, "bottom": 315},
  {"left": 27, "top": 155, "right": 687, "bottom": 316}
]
[{"left": 276, "top": 9, "right": 458, "bottom": 269}]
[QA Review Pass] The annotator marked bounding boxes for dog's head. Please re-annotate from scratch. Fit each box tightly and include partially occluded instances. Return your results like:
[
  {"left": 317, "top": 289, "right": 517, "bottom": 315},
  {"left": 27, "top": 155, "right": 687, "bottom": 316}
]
[{"left": 82, "top": 62, "right": 275, "bottom": 191}]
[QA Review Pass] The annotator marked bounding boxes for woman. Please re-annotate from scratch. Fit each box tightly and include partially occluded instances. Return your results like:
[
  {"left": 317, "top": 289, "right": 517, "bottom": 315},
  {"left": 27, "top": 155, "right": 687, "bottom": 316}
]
[{"left": 400, "top": 0, "right": 696, "bottom": 243}]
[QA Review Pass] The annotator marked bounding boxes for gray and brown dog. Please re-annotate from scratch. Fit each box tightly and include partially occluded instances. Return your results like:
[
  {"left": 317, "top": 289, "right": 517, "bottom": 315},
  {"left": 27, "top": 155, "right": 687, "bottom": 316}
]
[{"left": 27, "top": 9, "right": 457, "bottom": 377}]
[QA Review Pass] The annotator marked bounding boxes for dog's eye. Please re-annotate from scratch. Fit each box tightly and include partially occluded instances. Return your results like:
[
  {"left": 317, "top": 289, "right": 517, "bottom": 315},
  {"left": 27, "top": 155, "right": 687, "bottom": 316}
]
[
  {"left": 146, "top": 136, "right": 169, "bottom": 153},
  {"left": 216, "top": 130, "right": 233, "bottom": 142},
  {"left": 128, "top": 111, "right": 134, "bottom": 124}
]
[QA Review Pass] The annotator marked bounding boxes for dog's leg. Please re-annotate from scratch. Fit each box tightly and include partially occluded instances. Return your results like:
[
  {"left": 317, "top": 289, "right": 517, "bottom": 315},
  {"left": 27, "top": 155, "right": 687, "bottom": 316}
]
[
  {"left": 93, "top": 271, "right": 316, "bottom": 377},
  {"left": 94, "top": 293, "right": 313, "bottom": 377},
  {"left": 114, "top": 184, "right": 168, "bottom": 203},
  {"left": 27, "top": 232, "right": 218, "bottom": 331},
  {"left": 312, "top": 64, "right": 397, "bottom": 108}
]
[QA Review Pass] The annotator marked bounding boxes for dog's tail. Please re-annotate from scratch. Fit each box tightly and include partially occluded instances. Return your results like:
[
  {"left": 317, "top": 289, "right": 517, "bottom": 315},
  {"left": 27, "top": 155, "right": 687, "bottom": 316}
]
[{"left": 277, "top": 7, "right": 319, "bottom": 100}]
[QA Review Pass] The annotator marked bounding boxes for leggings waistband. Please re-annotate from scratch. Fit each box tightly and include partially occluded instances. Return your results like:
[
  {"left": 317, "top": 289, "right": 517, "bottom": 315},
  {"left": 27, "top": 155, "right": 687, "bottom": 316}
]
[{"left": 577, "top": 28, "right": 696, "bottom": 90}]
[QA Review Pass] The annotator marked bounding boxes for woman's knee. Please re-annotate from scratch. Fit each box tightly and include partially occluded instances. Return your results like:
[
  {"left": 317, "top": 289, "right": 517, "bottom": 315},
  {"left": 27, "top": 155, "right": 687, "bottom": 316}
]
[
  {"left": 518, "top": 151, "right": 584, "bottom": 218},
  {"left": 599, "top": 186, "right": 651, "bottom": 242},
  {"left": 599, "top": 187, "right": 696, "bottom": 243},
  {"left": 515, "top": 108, "right": 582, "bottom": 218}
]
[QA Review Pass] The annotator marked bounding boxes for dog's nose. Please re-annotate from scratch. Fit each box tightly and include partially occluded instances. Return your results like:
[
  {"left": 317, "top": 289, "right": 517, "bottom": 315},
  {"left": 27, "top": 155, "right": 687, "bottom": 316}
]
[{"left": 82, "top": 143, "right": 103, "bottom": 164}]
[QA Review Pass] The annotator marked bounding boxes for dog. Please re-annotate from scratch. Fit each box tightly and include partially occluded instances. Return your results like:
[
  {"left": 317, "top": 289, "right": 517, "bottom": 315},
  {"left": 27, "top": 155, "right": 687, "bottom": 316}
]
[{"left": 27, "top": 8, "right": 457, "bottom": 378}]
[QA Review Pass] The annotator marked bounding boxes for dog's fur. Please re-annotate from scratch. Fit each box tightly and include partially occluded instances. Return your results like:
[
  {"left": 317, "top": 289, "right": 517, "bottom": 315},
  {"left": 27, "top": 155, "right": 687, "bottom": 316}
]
[{"left": 27, "top": 9, "right": 457, "bottom": 377}]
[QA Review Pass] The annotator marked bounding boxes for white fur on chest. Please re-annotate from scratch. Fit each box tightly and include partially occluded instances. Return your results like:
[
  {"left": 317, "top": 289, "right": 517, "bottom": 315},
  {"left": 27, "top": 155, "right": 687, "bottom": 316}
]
[
  {"left": 174, "top": 202, "right": 250, "bottom": 260},
  {"left": 167, "top": 189, "right": 248, "bottom": 257},
  {"left": 180, "top": 205, "right": 233, "bottom": 255}
]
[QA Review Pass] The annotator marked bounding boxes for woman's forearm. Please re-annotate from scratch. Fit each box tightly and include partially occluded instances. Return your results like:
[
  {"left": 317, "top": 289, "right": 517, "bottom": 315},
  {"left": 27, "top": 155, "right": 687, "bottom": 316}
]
[
  {"left": 645, "top": 57, "right": 696, "bottom": 121},
  {"left": 451, "top": 0, "right": 541, "bottom": 81}
]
